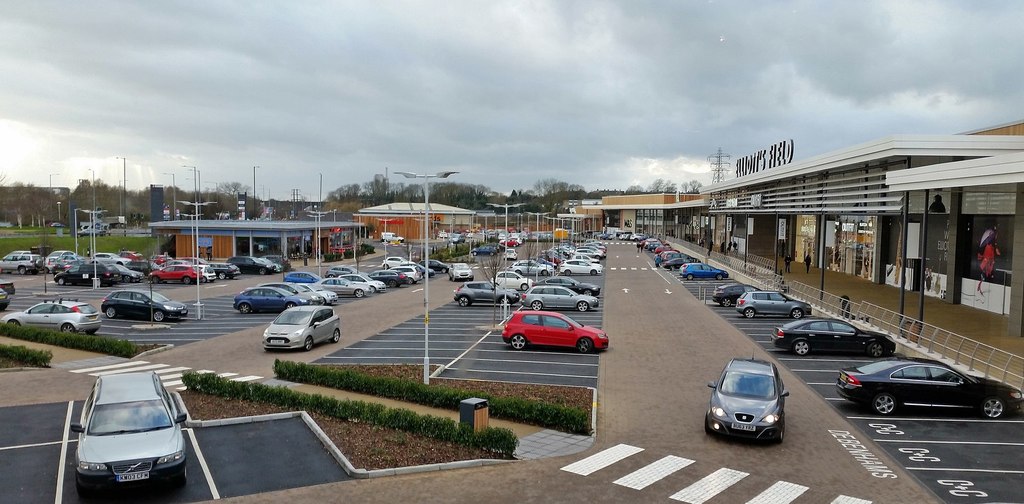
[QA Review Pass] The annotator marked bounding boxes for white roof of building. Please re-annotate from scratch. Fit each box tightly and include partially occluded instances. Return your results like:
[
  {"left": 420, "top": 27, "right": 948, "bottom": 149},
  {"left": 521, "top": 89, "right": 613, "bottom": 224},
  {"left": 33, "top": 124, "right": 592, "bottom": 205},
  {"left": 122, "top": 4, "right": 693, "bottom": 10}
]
[
  {"left": 357, "top": 202, "right": 476, "bottom": 215},
  {"left": 886, "top": 151, "right": 1024, "bottom": 192}
]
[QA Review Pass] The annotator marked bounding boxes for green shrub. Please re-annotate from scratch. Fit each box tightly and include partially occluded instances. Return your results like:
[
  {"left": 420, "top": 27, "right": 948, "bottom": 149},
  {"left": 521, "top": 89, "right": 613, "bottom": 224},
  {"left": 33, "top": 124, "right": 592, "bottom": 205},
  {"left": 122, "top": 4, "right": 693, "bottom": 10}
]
[
  {"left": 0, "top": 344, "right": 52, "bottom": 367},
  {"left": 0, "top": 324, "right": 139, "bottom": 358},
  {"left": 273, "top": 360, "right": 589, "bottom": 434},
  {"left": 181, "top": 371, "right": 518, "bottom": 457}
]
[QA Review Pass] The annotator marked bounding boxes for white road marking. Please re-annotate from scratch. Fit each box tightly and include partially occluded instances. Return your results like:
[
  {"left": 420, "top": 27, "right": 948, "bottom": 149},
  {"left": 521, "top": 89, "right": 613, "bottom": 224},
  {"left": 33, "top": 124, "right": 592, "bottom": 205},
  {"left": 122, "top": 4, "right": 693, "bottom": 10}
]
[
  {"left": 745, "top": 481, "right": 809, "bottom": 504},
  {"left": 665, "top": 289, "right": 672, "bottom": 294},
  {"left": 55, "top": 401, "right": 73, "bottom": 504},
  {"left": 831, "top": 496, "right": 872, "bottom": 504},
  {"left": 69, "top": 360, "right": 150, "bottom": 373},
  {"left": 669, "top": 467, "right": 748, "bottom": 503},
  {"left": 153, "top": 367, "right": 192, "bottom": 375},
  {"left": 906, "top": 467, "right": 1024, "bottom": 474},
  {"left": 561, "top": 444, "right": 644, "bottom": 476},
  {"left": 805, "top": 382, "right": 834, "bottom": 386},
  {"left": 185, "top": 428, "right": 220, "bottom": 499},
  {"left": 874, "top": 439, "right": 1024, "bottom": 446},
  {"left": 1, "top": 440, "right": 71, "bottom": 452},
  {"left": 163, "top": 380, "right": 184, "bottom": 387},
  {"left": 231, "top": 375, "right": 262, "bottom": 382},
  {"left": 216, "top": 372, "right": 238, "bottom": 378},
  {"left": 848, "top": 416, "right": 1024, "bottom": 424},
  {"left": 412, "top": 288, "right": 424, "bottom": 293},
  {"left": 777, "top": 357, "right": 873, "bottom": 362},
  {"left": 613, "top": 455, "right": 693, "bottom": 490},
  {"left": 89, "top": 363, "right": 171, "bottom": 376},
  {"left": 622, "top": 288, "right": 630, "bottom": 293},
  {"left": 450, "top": 368, "right": 598, "bottom": 380},
  {"left": 790, "top": 369, "right": 840, "bottom": 373}
]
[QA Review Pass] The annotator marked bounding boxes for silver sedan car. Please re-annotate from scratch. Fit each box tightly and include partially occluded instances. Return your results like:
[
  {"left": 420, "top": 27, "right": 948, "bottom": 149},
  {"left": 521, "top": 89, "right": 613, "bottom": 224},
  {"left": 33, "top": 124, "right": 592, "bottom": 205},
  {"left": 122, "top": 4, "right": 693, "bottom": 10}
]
[
  {"left": 316, "top": 277, "right": 371, "bottom": 298},
  {"left": 522, "top": 285, "right": 600, "bottom": 312},
  {"left": 337, "top": 273, "right": 386, "bottom": 293},
  {"left": 262, "top": 305, "right": 341, "bottom": 351}
]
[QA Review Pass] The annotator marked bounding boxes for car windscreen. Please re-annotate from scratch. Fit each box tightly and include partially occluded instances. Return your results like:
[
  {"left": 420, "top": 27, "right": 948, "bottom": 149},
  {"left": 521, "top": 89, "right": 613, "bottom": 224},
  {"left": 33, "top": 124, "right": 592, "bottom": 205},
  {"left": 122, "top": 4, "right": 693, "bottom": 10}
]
[
  {"left": 150, "top": 292, "right": 171, "bottom": 303},
  {"left": 719, "top": 371, "right": 775, "bottom": 399},
  {"left": 88, "top": 400, "right": 172, "bottom": 435},
  {"left": 273, "top": 310, "right": 312, "bottom": 325}
]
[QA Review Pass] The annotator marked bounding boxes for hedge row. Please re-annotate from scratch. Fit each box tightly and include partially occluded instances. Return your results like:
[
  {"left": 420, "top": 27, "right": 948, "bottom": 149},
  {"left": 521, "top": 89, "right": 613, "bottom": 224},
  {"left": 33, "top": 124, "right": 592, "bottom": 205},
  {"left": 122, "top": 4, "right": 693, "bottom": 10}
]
[
  {"left": 181, "top": 371, "right": 518, "bottom": 457},
  {"left": 0, "top": 324, "right": 139, "bottom": 358},
  {"left": 274, "top": 360, "right": 590, "bottom": 434},
  {"left": 430, "top": 244, "right": 472, "bottom": 262},
  {"left": 0, "top": 344, "right": 52, "bottom": 367}
]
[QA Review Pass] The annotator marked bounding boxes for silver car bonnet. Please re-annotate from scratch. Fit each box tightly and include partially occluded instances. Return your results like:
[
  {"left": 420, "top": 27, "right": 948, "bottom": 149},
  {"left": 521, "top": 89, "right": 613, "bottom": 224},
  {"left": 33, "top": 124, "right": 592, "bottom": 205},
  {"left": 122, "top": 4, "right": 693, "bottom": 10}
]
[{"left": 78, "top": 426, "right": 183, "bottom": 463}]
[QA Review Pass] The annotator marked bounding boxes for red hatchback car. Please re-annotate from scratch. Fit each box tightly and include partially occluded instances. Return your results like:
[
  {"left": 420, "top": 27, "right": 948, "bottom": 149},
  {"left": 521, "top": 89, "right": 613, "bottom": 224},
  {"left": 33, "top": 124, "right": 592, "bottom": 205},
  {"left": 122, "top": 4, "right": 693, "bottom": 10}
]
[
  {"left": 149, "top": 265, "right": 199, "bottom": 284},
  {"left": 501, "top": 311, "right": 609, "bottom": 353}
]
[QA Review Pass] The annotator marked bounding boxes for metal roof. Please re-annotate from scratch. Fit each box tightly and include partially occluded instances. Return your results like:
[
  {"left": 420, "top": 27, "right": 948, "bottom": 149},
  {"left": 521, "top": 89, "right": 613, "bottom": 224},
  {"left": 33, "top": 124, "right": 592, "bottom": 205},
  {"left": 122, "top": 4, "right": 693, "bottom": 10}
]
[
  {"left": 358, "top": 202, "right": 476, "bottom": 215},
  {"left": 148, "top": 220, "right": 363, "bottom": 230}
]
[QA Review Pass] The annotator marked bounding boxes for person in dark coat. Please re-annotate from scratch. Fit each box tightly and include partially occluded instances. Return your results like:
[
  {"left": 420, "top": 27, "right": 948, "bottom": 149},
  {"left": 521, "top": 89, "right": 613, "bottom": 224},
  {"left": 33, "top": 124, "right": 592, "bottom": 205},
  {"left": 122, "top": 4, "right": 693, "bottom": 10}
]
[
  {"left": 784, "top": 254, "right": 793, "bottom": 273},
  {"left": 804, "top": 252, "right": 812, "bottom": 273}
]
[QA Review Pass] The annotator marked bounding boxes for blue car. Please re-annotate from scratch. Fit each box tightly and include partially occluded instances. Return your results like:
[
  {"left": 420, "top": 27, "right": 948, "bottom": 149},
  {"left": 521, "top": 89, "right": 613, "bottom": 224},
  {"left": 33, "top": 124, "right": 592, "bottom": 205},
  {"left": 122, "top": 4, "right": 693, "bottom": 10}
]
[
  {"left": 283, "top": 271, "right": 323, "bottom": 283},
  {"left": 233, "top": 286, "right": 310, "bottom": 314},
  {"left": 471, "top": 245, "right": 498, "bottom": 256},
  {"left": 680, "top": 263, "right": 729, "bottom": 280}
]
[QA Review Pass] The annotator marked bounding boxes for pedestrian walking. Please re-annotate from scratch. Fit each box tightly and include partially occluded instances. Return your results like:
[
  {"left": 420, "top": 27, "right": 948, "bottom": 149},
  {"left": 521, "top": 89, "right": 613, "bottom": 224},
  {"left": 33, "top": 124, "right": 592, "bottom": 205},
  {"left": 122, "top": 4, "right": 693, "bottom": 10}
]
[
  {"left": 707, "top": 240, "right": 714, "bottom": 257},
  {"left": 804, "top": 252, "right": 812, "bottom": 273},
  {"left": 636, "top": 241, "right": 643, "bottom": 254},
  {"left": 784, "top": 254, "right": 793, "bottom": 273}
]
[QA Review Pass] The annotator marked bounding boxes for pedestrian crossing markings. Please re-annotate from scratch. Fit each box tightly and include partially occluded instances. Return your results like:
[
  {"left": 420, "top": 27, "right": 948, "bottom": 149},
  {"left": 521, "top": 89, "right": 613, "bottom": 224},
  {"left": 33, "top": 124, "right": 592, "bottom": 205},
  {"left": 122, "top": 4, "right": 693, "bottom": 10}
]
[
  {"left": 561, "top": 444, "right": 870, "bottom": 504},
  {"left": 69, "top": 360, "right": 262, "bottom": 391}
]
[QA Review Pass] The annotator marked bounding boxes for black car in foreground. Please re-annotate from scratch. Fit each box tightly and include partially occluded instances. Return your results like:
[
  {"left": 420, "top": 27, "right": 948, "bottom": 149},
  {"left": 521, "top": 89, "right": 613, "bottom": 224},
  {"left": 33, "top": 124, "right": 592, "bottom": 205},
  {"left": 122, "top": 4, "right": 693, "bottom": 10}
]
[
  {"left": 101, "top": 290, "right": 189, "bottom": 322},
  {"left": 772, "top": 318, "right": 896, "bottom": 357},
  {"left": 538, "top": 277, "right": 601, "bottom": 297},
  {"left": 226, "top": 256, "right": 279, "bottom": 275},
  {"left": 706, "top": 358, "right": 788, "bottom": 443},
  {"left": 836, "top": 357, "right": 1023, "bottom": 418},
  {"left": 711, "top": 283, "right": 757, "bottom": 307}
]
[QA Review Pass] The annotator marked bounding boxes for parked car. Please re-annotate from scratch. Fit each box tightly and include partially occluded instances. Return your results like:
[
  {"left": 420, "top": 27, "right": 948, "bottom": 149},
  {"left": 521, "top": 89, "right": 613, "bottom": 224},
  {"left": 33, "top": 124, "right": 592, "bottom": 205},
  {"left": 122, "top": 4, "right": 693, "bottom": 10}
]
[
  {"left": 522, "top": 285, "right": 600, "bottom": 312},
  {"left": 0, "top": 279, "right": 13, "bottom": 296},
  {"left": 508, "top": 260, "right": 553, "bottom": 277},
  {"left": 259, "top": 255, "right": 291, "bottom": 272},
  {"left": 0, "top": 290, "right": 9, "bottom": 310},
  {"left": 0, "top": 251, "right": 43, "bottom": 274},
  {"left": 233, "top": 286, "right": 310, "bottom": 314},
  {"left": 227, "top": 256, "right": 280, "bottom": 275},
  {"left": 660, "top": 256, "right": 700, "bottom": 270},
  {"left": 337, "top": 273, "right": 386, "bottom": 293},
  {"left": 493, "top": 271, "right": 534, "bottom": 291},
  {"left": 101, "top": 290, "right": 189, "bottom": 322},
  {"left": 680, "top": 263, "right": 729, "bottom": 280},
  {"left": 470, "top": 245, "right": 499, "bottom": 257},
  {"left": 710, "top": 284, "right": 756, "bottom": 307},
  {"left": 262, "top": 305, "right": 340, "bottom": 351},
  {"left": 207, "top": 262, "right": 241, "bottom": 280},
  {"left": 55, "top": 263, "right": 120, "bottom": 287},
  {"left": 705, "top": 358, "right": 788, "bottom": 443},
  {"left": 575, "top": 247, "right": 606, "bottom": 259},
  {"left": 735, "top": 291, "right": 812, "bottom": 318},
  {"left": 291, "top": 282, "right": 338, "bottom": 305},
  {"left": 420, "top": 259, "right": 450, "bottom": 274},
  {"left": 2, "top": 299, "right": 102, "bottom": 333},
  {"left": 560, "top": 260, "right": 603, "bottom": 276},
  {"left": 380, "top": 232, "right": 404, "bottom": 243},
  {"left": 45, "top": 250, "right": 80, "bottom": 273},
  {"left": 391, "top": 265, "right": 423, "bottom": 284},
  {"left": 448, "top": 263, "right": 474, "bottom": 281},
  {"left": 449, "top": 233, "right": 465, "bottom": 244},
  {"left": 283, "top": 271, "right": 323, "bottom": 284},
  {"left": 381, "top": 256, "right": 409, "bottom": 269},
  {"left": 325, "top": 265, "right": 358, "bottom": 277},
  {"left": 316, "top": 277, "right": 370, "bottom": 298},
  {"left": 111, "top": 264, "right": 145, "bottom": 283},
  {"left": 538, "top": 277, "right": 601, "bottom": 297},
  {"left": 368, "top": 270, "right": 409, "bottom": 288},
  {"left": 569, "top": 253, "right": 601, "bottom": 264},
  {"left": 772, "top": 318, "right": 896, "bottom": 357},
  {"left": 151, "top": 254, "right": 173, "bottom": 266},
  {"left": 125, "top": 260, "right": 157, "bottom": 276},
  {"left": 197, "top": 265, "right": 218, "bottom": 283},
  {"left": 92, "top": 252, "right": 130, "bottom": 265},
  {"left": 71, "top": 372, "right": 187, "bottom": 496},
  {"left": 501, "top": 311, "right": 608, "bottom": 353},
  {"left": 118, "top": 250, "right": 145, "bottom": 262},
  {"left": 259, "top": 282, "right": 325, "bottom": 305},
  {"left": 149, "top": 265, "right": 200, "bottom": 284},
  {"left": 503, "top": 248, "right": 519, "bottom": 261},
  {"left": 453, "top": 282, "right": 521, "bottom": 307},
  {"left": 836, "top": 357, "right": 1024, "bottom": 418}
]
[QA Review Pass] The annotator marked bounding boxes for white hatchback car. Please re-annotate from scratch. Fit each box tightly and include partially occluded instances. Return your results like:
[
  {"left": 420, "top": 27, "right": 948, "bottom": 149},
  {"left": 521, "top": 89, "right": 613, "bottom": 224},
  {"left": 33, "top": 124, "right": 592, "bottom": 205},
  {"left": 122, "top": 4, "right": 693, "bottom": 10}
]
[
  {"left": 493, "top": 271, "right": 534, "bottom": 291},
  {"left": 560, "top": 260, "right": 604, "bottom": 276},
  {"left": 503, "top": 248, "right": 518, "bottom": 261},
  {"left": 381, "top": 256, "right": 408, "bottom": 269}
]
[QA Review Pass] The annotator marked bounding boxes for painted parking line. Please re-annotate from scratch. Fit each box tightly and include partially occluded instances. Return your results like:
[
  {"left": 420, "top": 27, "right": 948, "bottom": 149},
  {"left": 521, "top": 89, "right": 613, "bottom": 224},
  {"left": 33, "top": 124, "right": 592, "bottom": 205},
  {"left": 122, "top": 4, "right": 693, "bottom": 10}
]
[
  {"left": 185, "top": 428, "right": 220, "bottom": 500},
  {"left": 55, "top": 400, "right": 73, "bottom": 504}
]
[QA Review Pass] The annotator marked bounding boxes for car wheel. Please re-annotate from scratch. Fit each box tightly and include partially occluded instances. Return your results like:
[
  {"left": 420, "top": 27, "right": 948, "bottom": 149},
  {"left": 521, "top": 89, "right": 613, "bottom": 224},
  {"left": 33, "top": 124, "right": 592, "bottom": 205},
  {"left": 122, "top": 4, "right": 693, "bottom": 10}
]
[
  {"left": 458, "top": 296, "right": 471, "bottom": 307},
  {"left": 790, "top": 308, "right": 804, "bottom": 319},
  {"left": 285, "top": 302, "right": 296, "bottom": 309},
  {"left": 576, "top": 338, "right": 594, "bottom": 354},
  {"left": 354, "top": 289, "right": 365, "bottom": 298},
  {"left": 17, "top": 266, "right": 25, "bottom": 275},
  {"left": 331, "top": 328, "right": 341, "bottom": 343},
  {"left": 76, "top": 480, "right": 95, "bottom": 498},
  {"left": 59, "top": 323, "right": 75, "bottom": 333},
  {"left": 182, "top": 277, "right": 192, "bottom": 284},
  {"left": 153, "top": 311, "right": 166, "bottom": 322},
  {"left": 981, "top": 397, "right": 1006, "bottom": 418},
  {"left": 121, "top": 275, "right": 130, "bottom": 283},
  {"left": 303, "top": 336, "right": 314, "bottom": 351},
  {"left": 238, "top": 303, "right": 253, "bottom": 314},
  {"left": 792, "top": 339, "right": 811, "bottom": 356},
  {"left": 57, "top": 277, "right": 66, "bottom": 285},
  {"left": 866, "top": 341, "right": 885, "bottom": 358},
  {"left": 509, "top": 334, "right": 527, "bottom": 350},
  {"left": 541, "top": 270, "right": 550, "bottom": 276},
  {"left": 720, "top": 298, "right": 732, "bottom": 307},
  {"left": 686, "top": 274, "right": 695, "bottom": 280},
  {"left": 7, "top": 320, "right": 20, "bottom": 326},
  {"left": 172, "top": 468, "right": 187, "bottom": 488},
  {"left": 530, "top": 300, "right": 543, "bottom": 310},
  {"left": 576, "top": 301, "right": 590, "bottom": 312},
  {"left": 519, "top": 283, "right": 529, "bottom": 291},
  {"left": 388, "top": 280, "right": 398, "bottom": 288},
  {"left": 743, "top": 307, "right": 755, "bottom": 318},
  {"left": 218, "top": 272, "right": 227, "bottom": 280},
  {"left": 259, "top": 267, "right": 267, "bottom": 275},
  {"left": 583, "top": 289, "right": 594, "bottom": 296},
  {"left": 104, "top": 307, "right": 117, "bottom": 319},
  {"left": 589, "top": 269, "right": 598, "bottom": 275},
  {"left": 872, "top": 392, "right": 897, "bottom": 415},
  {"left": 715, "top": 273, "right": 723, "bottom": 280},
  {"left": 369, "top": 286, "right": 377, "bottom": 293},
  {"left": 774, "top": 423, "right": 785, "bottom": 444},
  {"left": 562, "top": 269, "right": 572, "bottom": 276}
]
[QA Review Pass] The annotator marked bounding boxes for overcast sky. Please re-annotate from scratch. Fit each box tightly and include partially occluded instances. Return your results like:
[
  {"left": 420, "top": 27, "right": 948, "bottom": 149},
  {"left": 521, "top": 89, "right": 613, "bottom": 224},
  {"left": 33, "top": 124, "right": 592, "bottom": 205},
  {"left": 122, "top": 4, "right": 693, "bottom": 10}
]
[{"left": 1, "top": 1, "right": 1021, "bottom": 200}]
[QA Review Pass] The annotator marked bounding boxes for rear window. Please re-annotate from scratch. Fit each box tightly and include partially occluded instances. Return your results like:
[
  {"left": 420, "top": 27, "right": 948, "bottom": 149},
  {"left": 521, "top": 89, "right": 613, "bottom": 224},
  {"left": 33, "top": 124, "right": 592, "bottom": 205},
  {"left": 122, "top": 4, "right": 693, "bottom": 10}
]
[
  {"left": 855, "top": 361, "right": 898, "bottom": 374},
  {"left": 75, "top": 304, "right": 99, "bottom": 315}
]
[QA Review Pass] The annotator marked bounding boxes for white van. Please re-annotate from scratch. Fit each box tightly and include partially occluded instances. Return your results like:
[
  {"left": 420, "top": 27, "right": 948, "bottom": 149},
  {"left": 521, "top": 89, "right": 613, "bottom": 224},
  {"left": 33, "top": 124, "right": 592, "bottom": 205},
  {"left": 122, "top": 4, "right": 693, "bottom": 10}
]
[{"left": 380, "top": 232, "right": 404, "bottom": 243}]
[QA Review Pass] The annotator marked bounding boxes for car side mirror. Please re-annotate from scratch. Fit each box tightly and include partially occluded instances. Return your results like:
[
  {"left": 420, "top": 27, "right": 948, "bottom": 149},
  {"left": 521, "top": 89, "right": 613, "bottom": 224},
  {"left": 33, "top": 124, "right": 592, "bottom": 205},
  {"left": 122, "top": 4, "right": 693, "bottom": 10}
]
[
  {"left": 707, "top": 381, "right": 717, "bottom": 389},
  {"left": 311, "top": 321, "right": 319, "bottom": 327},
  {"left": 781, "top": 390, "right": 790, "bottom": 397},
  {"left": 70, "top": 423, "right": 84, "bottom": 433},
  {"left": 174, "top": 413, "right": 187, "bottom": 424}
]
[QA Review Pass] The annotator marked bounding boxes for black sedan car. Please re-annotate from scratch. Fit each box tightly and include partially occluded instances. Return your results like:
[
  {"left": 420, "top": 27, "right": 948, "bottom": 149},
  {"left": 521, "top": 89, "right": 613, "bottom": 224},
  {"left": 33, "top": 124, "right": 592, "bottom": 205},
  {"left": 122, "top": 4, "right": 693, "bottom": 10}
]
[
  {"left": 711, "top": 283, "right": 757, "bottom": 307},
  {"left": 772, "top": 318, "right": 896, "bottom": 357},
  {"left": 705, "top": 358, "right": 788, "bottom": 443},
  {"left": 538, "top": 277, "right": 601, "bottom": 297},
  {"left": 54, "top": 263, "right": 120, "bottom": 287},
  {"left": 660, "top": 256, "right": 700, "bottom": 270},
  {"left": 227, "top": 256, "right": 279, "bottom": 275},
  {"left": 836, "top": 357, "right": 1023, "bottom": 418},
  {"left": 207, "top": 262, "right": 241, "bottom": 280},
  {"left": 100, "top": 290, "right": 189, "bottom": 322},
  {"left": 420, "top": 259, "right": 450, "bottom": 274}
]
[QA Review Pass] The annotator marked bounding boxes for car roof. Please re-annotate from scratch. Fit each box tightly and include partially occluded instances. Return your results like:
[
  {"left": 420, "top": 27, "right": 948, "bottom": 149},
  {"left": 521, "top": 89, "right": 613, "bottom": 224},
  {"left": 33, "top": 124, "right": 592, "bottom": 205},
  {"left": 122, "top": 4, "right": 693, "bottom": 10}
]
[
  {"left": 95, "top": 372, "right": 162, "bottom": 405},
  {"left": 725, "top": 358, "right": 776, "bottom": 375}
]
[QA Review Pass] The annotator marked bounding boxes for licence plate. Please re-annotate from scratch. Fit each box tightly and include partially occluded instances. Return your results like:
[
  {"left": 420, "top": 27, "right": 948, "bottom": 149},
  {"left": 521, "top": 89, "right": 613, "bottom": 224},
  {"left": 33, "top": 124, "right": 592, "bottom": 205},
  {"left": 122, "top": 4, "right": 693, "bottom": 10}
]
[
  {"left": 730, "top": 422, "right": 756, "bottom": 432},
  {"left": 116, "top": 471, "right": 149, "bottom": 482}
]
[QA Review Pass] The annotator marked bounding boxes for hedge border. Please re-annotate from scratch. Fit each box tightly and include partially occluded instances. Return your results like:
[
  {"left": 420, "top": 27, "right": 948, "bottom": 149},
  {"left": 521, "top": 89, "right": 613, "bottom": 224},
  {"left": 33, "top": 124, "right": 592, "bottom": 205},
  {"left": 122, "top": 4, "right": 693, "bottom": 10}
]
[
  {"left": 274, "top": 360, "right": 589, "bottom": 434},
  {"left": 0, "top": 323, "right": 139, "bottom": 358},
  {"left": 0, "top": 343, "right": 52, "bottom": 367},
  {"left": 181, "top": 371, "right": 518, "bottom": 457}
]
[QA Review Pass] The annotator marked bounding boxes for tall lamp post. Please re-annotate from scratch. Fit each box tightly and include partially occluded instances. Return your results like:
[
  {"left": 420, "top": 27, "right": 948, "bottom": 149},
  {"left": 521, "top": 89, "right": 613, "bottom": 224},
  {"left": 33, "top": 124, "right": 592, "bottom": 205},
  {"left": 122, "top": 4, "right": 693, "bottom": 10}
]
[
  {"left": 77, "top": 209, "right": 104, "bottom": 289},
  {"left": 180, "top": 199, "right": 213, "bottom": 320},
  {"left": 487, "top": 203, "right": 524, "bottom": 241},
  {"left": 393, "top": 170, "right": 458, "bottom": 385},
  {"left": 307, "top": 209, "right": 328, "bottom": 277},
  {"left": 116, "top": 157, "right": 127, "bottom": 223},
  {"left": 163, "top": 172, "right": 177, "bottom": 220}
]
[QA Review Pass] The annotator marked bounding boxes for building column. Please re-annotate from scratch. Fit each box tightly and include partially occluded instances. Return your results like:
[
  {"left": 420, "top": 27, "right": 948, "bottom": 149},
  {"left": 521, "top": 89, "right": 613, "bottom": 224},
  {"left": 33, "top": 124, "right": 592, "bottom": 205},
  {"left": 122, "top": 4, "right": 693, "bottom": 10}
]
[
  {"left": 943, "top": 192, "right": 962, "bottom": 304},
  {"left": 1008, "top": 185, "right": 1024, "bottom": 337}
]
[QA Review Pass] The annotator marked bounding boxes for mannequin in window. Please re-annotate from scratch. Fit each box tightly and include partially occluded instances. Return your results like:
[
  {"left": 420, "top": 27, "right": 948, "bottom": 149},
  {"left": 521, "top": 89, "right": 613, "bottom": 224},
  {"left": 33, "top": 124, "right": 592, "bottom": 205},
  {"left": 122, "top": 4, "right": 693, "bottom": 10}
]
[{"left": 928, "top": 194, "right": 946, "bottom": 214}]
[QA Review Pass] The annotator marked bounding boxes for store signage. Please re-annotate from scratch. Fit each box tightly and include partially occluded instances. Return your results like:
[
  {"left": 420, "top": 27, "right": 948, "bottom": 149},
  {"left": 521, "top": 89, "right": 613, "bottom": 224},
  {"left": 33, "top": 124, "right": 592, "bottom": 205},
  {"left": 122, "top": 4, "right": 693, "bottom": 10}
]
[
  {"left": 725, "top": 198, "right": 739, "bottom": 208},
  {"left": 735, "top": 139, "right": 794, "bottom": 178},
  {"left": 750, "top": 193, "right": 763, "bottom": 207}
]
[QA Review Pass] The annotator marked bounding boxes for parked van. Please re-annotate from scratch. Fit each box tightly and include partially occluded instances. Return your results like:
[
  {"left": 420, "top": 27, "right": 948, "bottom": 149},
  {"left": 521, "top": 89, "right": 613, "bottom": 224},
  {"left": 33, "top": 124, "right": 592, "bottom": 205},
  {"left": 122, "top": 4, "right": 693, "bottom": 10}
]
[{"left": 380, "top": 232, "right": 404, "bottom": 243}]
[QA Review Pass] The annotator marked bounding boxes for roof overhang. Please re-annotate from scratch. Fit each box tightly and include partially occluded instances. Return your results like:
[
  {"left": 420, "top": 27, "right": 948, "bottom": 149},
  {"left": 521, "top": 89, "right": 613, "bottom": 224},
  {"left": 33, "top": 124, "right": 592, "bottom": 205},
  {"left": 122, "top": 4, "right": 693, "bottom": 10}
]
[
  {"left": 886, "top": 151, "right": 1024, "bottom": 192},
  {"left": 579, "top": 199, "right": 707, "bottom": 211}
]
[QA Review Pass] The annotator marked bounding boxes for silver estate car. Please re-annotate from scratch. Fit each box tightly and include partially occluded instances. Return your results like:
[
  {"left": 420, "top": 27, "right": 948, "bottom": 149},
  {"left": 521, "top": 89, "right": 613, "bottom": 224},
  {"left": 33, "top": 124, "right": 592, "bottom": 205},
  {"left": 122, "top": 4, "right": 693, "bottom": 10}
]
[
  {"left": 262, "top": 305, "right": 341, "bottom": 351},
  {"left": 522, "top": 285, "right": 600, "bottom": 312},
  {"left": 72, "top": 372, "right": 187, "bottom": 496},
  {"left": 735, "top": 291, "right": 812, "bottom": 319},
  {"left": 2, "top": 299, "right": 102, "bottom": 333}
]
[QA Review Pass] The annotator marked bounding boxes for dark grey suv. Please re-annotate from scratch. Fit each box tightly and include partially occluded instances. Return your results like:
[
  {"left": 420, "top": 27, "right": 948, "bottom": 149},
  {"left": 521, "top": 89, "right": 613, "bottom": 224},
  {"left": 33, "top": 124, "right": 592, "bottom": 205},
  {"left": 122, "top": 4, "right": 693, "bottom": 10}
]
[
  {"left": 453, "top": 281, "right": 521, "bottom": 307},
  {"left": 705, "top": 358, "right": 788, "bottom": 443},
  {"left": 735, "top": 291, "right": 812, "bottom": 319}
]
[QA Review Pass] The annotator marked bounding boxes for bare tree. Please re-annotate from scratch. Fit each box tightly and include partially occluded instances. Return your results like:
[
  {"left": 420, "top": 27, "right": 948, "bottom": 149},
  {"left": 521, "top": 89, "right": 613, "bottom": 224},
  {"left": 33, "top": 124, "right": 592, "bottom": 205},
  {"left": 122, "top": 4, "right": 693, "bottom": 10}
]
[
  {"left": 477, "top": 248, "right": 510, "bottom": 327},
  {"left": 682, "top": 179, "right": 703, "bottom": 194}
]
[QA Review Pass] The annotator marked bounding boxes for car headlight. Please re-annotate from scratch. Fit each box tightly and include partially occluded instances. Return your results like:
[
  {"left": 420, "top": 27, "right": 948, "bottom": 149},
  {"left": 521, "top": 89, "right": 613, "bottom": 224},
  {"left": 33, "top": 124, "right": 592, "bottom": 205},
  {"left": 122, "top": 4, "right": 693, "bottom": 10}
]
[
  {"left": 712, "top": 407, "right": 727, "bottom": 418},
  {"left": 762, "top": 413, "right": 779, "bottom": 425},
  {"left": 78, "top": 461, "right": 106, "bottom": 471},
  {"left": 164, "top": 304, "right": 177, "bottom": 310},
  {"left": 156, "top": 451, "right": 183, "bottom": 465},
  {"left": 1011, "top": 390, "right": 1023, "bottom": 399},
  {"left": 292, "top": 329, "right": 306, "bottom": 337}
]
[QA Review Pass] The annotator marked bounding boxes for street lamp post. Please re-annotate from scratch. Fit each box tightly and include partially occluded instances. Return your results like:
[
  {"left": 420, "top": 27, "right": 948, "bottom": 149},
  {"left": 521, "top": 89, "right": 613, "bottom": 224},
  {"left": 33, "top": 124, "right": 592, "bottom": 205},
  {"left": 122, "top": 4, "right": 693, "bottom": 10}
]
[
  {"left": 48, "top": 173, "right": 59, "bottom": 225},
  {"left": 178, "top": 201, "right": 213, "bottom": 319},
  {"left": 394, "top": 170, "right": 459, "bottom": 385},
  {"left": 163, "top": 172, "right": 177, "bottom": 220},
  {"left": 525, "top": 211, "right": 548, "bottom": 280},
  {"left": 116, "top": 157, "right": 127, "bottom": 224},
  {"left": 77, "top": 209, "right": 104, "bottom": 289},
  {"left": 487, "top": 203, "right": 524, "bottom": 242},
  {"left": 307, "top": 210, "right": 328, "bottom": 277}
]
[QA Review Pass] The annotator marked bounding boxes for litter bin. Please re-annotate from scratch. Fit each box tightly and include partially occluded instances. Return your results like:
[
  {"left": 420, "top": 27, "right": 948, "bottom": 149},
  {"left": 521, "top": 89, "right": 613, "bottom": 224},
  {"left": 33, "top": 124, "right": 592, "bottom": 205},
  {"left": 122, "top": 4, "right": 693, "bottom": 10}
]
[
  {"left": 459, "top": 398, "right": 489, "bottom": 432},
  {"left": 840, "top": 295, "right": 852, "bottom": 319}
]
